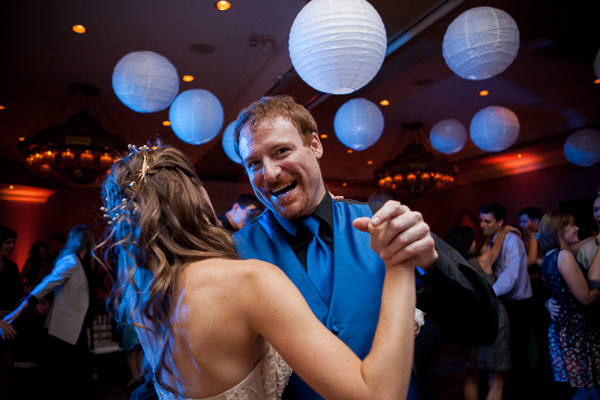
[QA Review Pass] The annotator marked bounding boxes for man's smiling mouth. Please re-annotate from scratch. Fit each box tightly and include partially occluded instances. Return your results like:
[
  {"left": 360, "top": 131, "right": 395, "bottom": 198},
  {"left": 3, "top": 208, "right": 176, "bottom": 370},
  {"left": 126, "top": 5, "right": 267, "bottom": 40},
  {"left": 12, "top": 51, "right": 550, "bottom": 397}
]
[{"left": 271, "top": 181, "right": 298, "bottom": 197}]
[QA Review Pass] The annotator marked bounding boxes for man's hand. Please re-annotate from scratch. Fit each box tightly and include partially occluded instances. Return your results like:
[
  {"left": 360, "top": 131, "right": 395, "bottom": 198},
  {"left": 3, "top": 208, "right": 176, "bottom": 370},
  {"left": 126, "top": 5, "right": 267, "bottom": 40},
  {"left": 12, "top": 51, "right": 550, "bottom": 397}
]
[
  {"left": 545, "top": 298, "right": 560, "bottom": 319},
  {"left": 0, "top": 320, "right": 16, "bottom": 341},
  {"left": 353, "top": 201, "right": 438, "bottom": 271}
]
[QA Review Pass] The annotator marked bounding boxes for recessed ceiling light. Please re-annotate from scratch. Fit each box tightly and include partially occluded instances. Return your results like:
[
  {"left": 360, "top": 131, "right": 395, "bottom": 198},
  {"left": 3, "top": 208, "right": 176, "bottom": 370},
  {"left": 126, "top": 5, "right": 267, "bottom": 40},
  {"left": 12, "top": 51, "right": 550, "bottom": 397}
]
[
  {"left": 9, "top": 185, "right": 14, "bottom": 190},
  {"left": 479, "top": 90, "right": 489, "bottom": 96},
  {"left": 517, "top": 153, "right": 522, "bottom": 158},
  {"left": 367, "top": 160, "right": 373, "bottom": 165},
  {"left": 182, "top": 75, "right": 194, "bottom": 82},
  {"left": 215, "top": 1, "right": 231, "bottom": 11},
  {"left": 72, "top": 25, "right": 86, "bottom": 34},
  {"left": 163, "top": 121, "right": 171, "bottom": 126},
  {"left": 347, "top": 149, "right": 353, "bottom": 154},
  {"left": 320, "top": 134, "right": 328, "bottom": 139},
  {"left": 18, "top": 137, "right": 25, "bottom": 141},
  {"left": 595, "top": 79, "right": 600, "bottom": 85},
  {"left": 0, "top": 105, "right": 5, "bottom": 110},
  {"left": 342, "top": 182, "right": 347, "bottom": 187},
  {"left": 380, "top": 100, "right": 389, "bottom": 106}
]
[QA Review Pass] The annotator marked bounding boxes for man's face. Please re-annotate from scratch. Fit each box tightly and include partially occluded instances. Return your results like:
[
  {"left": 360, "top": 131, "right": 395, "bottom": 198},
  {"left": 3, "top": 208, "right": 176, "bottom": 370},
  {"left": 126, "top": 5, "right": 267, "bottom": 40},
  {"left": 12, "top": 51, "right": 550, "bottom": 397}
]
[
  {"left": 480, "top": 212, "right": 503, "bottom": 237},
  {"left": 519, "top": 214, "right": 532, "bottom": 231},
  {"left": 239, "top": 117, "right": 325, "bottom": 220},
  {"left": 230, "top": 203, "right": 257, "bottom": 230},
  {"left": 0, "top": 238, "right": 15, "bottom": 259},
  {"left": 593, "top": 197, "right": 600, "bottom": 226}
]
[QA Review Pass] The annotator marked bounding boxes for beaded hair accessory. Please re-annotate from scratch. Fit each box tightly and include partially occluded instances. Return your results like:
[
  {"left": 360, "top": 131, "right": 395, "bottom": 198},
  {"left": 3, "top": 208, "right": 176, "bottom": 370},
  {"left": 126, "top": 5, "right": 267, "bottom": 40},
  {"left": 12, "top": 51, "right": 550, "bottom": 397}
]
[{"left": 101, "top": 144, "right": 150, "bottom": 225}]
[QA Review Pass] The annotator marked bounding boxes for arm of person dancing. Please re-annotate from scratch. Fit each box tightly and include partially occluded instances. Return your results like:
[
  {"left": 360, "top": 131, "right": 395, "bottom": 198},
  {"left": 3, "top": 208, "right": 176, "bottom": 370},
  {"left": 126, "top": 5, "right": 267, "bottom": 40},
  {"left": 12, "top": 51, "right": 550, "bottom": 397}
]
[
  {"left": 525, "top": 221, "right": 539, "bottom": 268},
  {"left": 558, "top": 249, "right": 600, "bottom": 306},
  {"left": 246, "top": 261, "right": 415, "bottom": 400},
  {"left": 587, "top": 235, "right": 600, "bottom": 291},
  {"left": 3, "top": 254, "right": 78, "bottom": 324},
  {"left": 478, "top": 225, "right": 521, "bottom": 275}
]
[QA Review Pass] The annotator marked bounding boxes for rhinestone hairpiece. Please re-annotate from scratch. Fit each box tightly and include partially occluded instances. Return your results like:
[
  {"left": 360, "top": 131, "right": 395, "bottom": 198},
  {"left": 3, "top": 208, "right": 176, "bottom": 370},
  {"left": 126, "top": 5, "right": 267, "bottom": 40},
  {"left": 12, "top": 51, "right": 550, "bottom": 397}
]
[{"left": 127, "top": 144, "right": 150, "bottom": 188}]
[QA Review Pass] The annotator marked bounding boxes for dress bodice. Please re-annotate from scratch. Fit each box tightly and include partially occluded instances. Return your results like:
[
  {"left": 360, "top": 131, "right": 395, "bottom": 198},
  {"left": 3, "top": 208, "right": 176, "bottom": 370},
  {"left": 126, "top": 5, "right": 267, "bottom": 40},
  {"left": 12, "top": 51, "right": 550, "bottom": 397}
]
[{"left": 154, "top": 346, "right": 292, "bottom": 400}]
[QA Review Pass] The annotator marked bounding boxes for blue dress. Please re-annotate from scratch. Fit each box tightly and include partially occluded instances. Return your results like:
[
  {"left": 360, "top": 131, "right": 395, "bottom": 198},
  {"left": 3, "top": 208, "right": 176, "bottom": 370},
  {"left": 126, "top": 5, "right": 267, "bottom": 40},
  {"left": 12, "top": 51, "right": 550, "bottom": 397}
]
[{"left": 542, "top": 249, "right": 600, "bottom": 388}]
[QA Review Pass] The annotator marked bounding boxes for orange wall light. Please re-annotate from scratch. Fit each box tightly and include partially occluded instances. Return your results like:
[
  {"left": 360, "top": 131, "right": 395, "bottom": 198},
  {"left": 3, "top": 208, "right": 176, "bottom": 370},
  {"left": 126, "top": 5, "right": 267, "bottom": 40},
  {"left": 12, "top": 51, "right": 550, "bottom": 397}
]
[{"left": 0, "top": 184, "right": 55, "bottom": 204}]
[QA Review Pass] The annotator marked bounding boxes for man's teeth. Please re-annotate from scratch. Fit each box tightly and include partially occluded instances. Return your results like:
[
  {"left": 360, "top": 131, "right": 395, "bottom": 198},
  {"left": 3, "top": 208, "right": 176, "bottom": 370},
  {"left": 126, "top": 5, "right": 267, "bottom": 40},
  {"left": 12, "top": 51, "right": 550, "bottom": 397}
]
[{"left": 272, "top": 182, "right": 295, "bottom": 196}]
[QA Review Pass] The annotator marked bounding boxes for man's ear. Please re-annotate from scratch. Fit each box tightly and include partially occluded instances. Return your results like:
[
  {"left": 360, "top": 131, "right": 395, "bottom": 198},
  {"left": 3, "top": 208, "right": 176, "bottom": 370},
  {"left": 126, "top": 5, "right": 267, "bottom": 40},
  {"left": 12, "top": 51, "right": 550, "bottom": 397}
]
[{"left": 309, "top": 132, "right": 323, "bottom": 159}]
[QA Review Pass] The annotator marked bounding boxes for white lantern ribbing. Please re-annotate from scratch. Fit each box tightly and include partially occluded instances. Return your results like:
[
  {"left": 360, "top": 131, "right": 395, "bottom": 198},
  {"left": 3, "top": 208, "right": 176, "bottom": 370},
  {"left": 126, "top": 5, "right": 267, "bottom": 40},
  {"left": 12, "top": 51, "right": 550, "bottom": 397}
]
[
  {"left": 289, "top": 0, "right": 387, "bottom": 95},
  {"left": 443, "top": 7, "right": 519, "bottom": 80},
  {"left": 112, "top": 51, "right": 179, "bottom": 113},
  {"left": 430, "top": 119, "right": 467, "bottom": 154},
  {"left": 222, "top": 121, "right": 242, "bottom": 164},
  {"left": 470, "top": 106, "right": 519, "bottom": 152},
  {"left": 169, "top": 89, "right": 224, "bottom": 145},
  {"left": 594, "top": 49, "right": 600, "bottom": 80},
  {"left": 334, "top": 98, "right": 384, "bottom": 150},
  {"left": 564, "top": 128, "right": 600, "bottom": 167}
]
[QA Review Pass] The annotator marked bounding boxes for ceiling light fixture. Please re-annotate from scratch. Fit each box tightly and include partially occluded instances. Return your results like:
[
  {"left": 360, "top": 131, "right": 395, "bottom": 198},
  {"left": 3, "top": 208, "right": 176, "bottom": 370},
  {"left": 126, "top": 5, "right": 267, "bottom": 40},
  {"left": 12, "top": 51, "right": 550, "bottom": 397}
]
[
  {"left": 72, "top": 25, "right": 86, "bottom": 34},
  {"left": 162, "top": 121, "right": 171, "bottom": 126},
  {"left": 347, "top": 149, "right": 353, "bottom": 153},
  {"left": 380, "top": 100, "right": 390, "bottom": 106},
  {"left": 215, "top": 1, "right": 231, "bottom": 11},
  {"left": 182, "top": 75, "right": 194, "bottom": 82},
  {"left": 479, "top": 90, "right": 489, "bottom": 96},
  {"left": 375, "top": 122, "right": 457, "bottom": 196},
  {"left": 0, "top": 105, "right": 5, "bottom": 110},
  {"left": 17, "top": 83, "right": 126, "bottom": 185},
  {"left": 320, "top": 134, "right": 328, "bottom": 139}
]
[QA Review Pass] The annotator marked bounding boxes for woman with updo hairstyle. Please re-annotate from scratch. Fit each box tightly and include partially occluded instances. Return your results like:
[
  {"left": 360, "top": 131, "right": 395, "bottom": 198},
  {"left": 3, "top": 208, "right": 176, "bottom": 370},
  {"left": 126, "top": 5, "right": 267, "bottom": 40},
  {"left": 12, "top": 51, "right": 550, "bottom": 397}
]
[
  {"left": 95, "top": 143, "right": 417, "bottom": 400},
  {"left": 538, "top": 211, "right": 600, "bottom": 396}
]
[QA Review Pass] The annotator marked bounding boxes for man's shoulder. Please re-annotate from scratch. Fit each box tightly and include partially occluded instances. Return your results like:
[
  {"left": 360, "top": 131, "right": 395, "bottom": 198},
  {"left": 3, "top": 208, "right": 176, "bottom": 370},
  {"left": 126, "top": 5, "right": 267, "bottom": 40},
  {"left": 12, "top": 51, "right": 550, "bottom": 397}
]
[
  {"left": 335, "top": 198, "right": 383, "bottom": 214},
  {"left": 581, "top": 238, "right": 599, "bottom": 253}
]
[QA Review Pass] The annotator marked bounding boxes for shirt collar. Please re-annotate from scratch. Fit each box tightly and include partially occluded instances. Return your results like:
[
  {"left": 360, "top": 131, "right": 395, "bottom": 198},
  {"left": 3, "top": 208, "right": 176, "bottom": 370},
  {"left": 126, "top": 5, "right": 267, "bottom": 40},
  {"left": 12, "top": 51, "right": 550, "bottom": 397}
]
[{"left": 272, "top": 186, "right": 333, "bottom": 236}]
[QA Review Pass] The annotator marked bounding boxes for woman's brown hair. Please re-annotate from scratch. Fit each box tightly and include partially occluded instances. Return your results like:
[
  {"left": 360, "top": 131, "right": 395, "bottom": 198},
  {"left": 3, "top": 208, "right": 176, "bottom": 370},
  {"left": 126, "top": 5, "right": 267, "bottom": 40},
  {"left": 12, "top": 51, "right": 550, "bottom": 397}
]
[
  {"left": 538, "top": 211, "right": 574, "bottom": 252},
  {"left": 95, "top": 142, "right": 237, "bottom": 392}
]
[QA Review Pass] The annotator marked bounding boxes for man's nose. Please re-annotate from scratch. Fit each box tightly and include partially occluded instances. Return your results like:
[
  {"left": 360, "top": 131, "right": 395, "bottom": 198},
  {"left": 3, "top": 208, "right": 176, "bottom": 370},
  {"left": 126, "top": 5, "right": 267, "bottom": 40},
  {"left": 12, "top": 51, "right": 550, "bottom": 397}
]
[{"left": 263, "top": 159, "right": 281, "bottom": 182}]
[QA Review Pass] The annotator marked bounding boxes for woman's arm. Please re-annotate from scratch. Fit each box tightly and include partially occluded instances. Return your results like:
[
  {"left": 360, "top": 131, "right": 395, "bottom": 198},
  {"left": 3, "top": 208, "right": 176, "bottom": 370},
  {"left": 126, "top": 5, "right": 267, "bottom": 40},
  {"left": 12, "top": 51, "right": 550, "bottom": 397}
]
[
  {"left": 525, "top": 222, "right": 539, "bottom": 268},
  {"left": 246, "top": 260, "right": 415, "bottom": 400},
  {"left": 478, "top": 225, "right": 520, "bottom": 274},
  {"left": 558, "top": 249, "right": 600, "bottom": 306},
  {"left": 587, "top": 236, "right": 600, "bottom": 291}
]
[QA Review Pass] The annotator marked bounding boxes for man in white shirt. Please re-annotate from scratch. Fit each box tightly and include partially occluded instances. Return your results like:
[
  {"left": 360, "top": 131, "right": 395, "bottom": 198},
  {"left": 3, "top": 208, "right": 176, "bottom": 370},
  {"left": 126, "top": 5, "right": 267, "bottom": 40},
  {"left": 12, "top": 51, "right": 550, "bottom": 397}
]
[
  {"left": 480, "top": 202, "right": 533, "bottom": 400},
  {"left": 577, "top": 193, "right": 600, "bottom": 268}
]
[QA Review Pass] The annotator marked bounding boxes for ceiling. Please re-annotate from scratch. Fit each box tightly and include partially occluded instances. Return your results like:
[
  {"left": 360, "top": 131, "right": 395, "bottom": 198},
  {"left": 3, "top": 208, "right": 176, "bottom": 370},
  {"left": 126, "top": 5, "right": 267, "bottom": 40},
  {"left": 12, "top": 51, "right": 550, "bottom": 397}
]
[{"left": 1, "top": 0, "right": 599, "bottom": 191}]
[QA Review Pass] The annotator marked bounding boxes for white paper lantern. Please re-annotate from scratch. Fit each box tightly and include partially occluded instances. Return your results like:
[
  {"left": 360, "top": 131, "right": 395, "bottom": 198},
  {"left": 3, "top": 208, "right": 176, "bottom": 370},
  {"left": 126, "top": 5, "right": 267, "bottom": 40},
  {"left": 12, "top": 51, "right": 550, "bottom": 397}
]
[
  {"left": 443, "top": 7, "right": 519, "bottom": 80},
  {"left": 112, "top": 51, "right": 179, "bottom": 113},
  {"left": 169, "top": 89, "right": 224, "bottom": 145},
  {"left": 470, "top": 106, "right": 519, "bottom": 152},
  {"left": 289, "top": 0, "right": 387, "bottom": 95},
  {"left": 222, "top": 121, "right": 242, "bottom": 164},
  {"left": 594, "top": 49, "right": 600, "bottom": 80},
  {"left": 430, "top": 119, "right": 467, "bottom": 154},
  {"left": 564, "top": 128, "right": 600, "bottom": 167},
  {"left": 334, "top": 98, "right": 384, "bottom": 150}
]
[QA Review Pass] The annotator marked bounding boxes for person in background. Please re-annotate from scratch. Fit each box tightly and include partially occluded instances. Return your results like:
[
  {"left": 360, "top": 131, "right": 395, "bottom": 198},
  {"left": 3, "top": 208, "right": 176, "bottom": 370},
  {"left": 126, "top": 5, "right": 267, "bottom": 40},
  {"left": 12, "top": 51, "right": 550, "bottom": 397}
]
[
  {"left": 45, "top": 231, "right": 66, "bottom": 266},
  {"left": 518, "top": 206, "right": 544, "bottom": 271},
  {"left": 0, "top": 226, "right": 21, "bottom": 397},
  {"left": 217, "top": 194, "right": 264, "bottom": 233},
  {"left": 4, "top": 225, "right": 97, "bottom": 400},
  {"left": 576, "top": 190, "right": 600, "bottom": 268},
  {"left": 539, "top": 212, "right": 600, "bottom": 399},
  {"left": 20, "top": 240, "right": 50, "bottom": 292},
  {"left": 445, "top": 225, "right": 518, "bottom": 400}
]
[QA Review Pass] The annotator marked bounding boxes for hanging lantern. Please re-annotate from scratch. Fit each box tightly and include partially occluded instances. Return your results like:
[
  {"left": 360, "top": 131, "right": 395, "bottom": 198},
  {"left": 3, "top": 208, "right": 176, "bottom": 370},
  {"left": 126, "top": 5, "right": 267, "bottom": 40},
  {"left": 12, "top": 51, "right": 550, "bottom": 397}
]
[
  {"left": 563, "top": 128, "right": 600, "bottom": 167},
  {"left": 470, "top": 106, "right": 519, "bottom": 152},
  {"left": 288, "top": 0, "right": 387, "bottom": 95},
  {"left": 334, "top": 98, "right": 384, "bottom": 150},
  {"left": 112, "top": 51, "right": 179, "bottom": 113},
  {"left": 222, "top": 121, "right": 242, "bottom": 164},
  {"left": 169, "top": 89, "right": 224, "bottom": 145},
  {"left": 429, "top": 119, "right": 467, "bottom": 154},
  {"left": 442, "top": 7, "right": 519, "bottom": 80},
  {"left": 594, "top": 49, "right": 600, "bottom": 80}
]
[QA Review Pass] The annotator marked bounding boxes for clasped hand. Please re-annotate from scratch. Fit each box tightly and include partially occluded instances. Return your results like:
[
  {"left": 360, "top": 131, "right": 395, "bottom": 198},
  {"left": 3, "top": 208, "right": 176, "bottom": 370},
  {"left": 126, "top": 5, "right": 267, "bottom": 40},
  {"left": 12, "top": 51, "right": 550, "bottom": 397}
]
[
  {"left": 0, "top": 317, "right": 17, "bottom": 341},
  {"left": 353, "top": 200, "right": 438, "bottom": 270}
]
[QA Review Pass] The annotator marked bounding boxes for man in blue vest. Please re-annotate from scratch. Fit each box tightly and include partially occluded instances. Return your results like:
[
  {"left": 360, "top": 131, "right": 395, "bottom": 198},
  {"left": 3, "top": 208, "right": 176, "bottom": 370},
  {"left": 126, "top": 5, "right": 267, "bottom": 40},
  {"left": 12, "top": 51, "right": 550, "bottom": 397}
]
[
  {"left": 232, "top": 96, "right": 498, "bottom": 399},
  {"left": 130, "top": 95, "right": 498, "bottom": 400}
]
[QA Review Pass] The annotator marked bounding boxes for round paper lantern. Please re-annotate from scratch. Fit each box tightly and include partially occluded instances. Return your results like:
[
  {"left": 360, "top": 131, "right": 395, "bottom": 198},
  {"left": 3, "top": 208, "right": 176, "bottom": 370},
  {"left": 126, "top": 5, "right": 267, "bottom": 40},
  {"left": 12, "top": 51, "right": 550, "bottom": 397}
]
[
  {"left": 594, "top": 49, "right": 600, "bottom": 80},
  {"left": 429, "top": 119, "right": 467, "bottom": 154},
  {"left": 564, "top": 128, "right": 600, "bottom": 167},
  {"left": 289, "top": 0, "right": 387, "bottom": 95},
  {"left": 334, "top": 98, "right": 384, "bottom": 150},
  {"left": 169, "top": 89, "right": 224, "bottom": 145},
  {"left": 470, "top": 106, "right": 520, "bottom": 152},
  {"left": 112, "top": 51, "right": 179, "bottom": 113},
  {"left": 222, "top": 121, "right": 242, "bottom": 164},
  {"left": 443, "top": 7, "right": 519, "bottom": 80}
]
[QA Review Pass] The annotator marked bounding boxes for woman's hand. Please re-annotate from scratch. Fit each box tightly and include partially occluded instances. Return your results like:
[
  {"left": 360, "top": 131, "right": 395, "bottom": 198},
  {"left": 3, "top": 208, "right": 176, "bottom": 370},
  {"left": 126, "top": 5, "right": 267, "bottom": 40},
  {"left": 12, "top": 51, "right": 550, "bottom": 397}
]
[
  {"left": 506, "top": 225, "right": 522, "bottom": 238},
  {"left": 4, "top": 301, "right": 29, "bottom": 325},
  {"left": 0, "top": 320, "right": 16, "bottom": 341}
]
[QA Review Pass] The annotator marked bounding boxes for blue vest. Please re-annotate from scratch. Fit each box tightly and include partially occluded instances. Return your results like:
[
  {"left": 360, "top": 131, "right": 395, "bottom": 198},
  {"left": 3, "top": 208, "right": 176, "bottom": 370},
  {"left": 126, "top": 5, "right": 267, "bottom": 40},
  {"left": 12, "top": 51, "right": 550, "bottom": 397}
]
[{"left": 234, "top": 200, "right": 420, "bottom": 399}]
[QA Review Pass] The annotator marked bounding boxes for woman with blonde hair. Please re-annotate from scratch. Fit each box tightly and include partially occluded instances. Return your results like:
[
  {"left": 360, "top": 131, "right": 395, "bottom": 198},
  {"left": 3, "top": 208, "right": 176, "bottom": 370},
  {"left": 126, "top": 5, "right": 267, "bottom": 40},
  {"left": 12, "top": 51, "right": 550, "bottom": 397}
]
[
  {"left": 94, "top": 143, "right": 416, "bottom": 400},
  {"left": 539, "top": 212, "right": 600, "bottom": 398}
]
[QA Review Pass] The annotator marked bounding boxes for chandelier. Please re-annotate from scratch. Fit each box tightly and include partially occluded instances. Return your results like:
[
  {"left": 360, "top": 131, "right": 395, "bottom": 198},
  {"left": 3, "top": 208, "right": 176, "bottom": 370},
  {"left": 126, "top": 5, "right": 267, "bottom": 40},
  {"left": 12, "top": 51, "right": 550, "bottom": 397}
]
[
  {"left": 17, "top": 83, "right": 127, "bottom": 185},
  {"left": 375, "top": 122, "right": 458, "bottom": 196}
]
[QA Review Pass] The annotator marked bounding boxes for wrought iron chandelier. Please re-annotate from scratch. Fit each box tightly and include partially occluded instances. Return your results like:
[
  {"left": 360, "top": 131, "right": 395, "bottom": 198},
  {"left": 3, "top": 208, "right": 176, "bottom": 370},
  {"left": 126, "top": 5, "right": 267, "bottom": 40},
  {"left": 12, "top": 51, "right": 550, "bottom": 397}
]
[
  {"left": 17, "top": 83, "right": 127, "bottom": 185},
  {"left": 374, "top": 122, "right": 458, "bottom": 196}
]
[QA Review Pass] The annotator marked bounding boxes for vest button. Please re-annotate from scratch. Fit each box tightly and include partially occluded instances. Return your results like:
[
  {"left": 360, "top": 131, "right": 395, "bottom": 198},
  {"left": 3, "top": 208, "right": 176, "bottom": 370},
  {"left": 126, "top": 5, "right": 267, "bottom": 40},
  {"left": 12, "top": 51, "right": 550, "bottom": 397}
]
[{"left": 331, "top": 325, "right": 340, "bottom": 334}]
